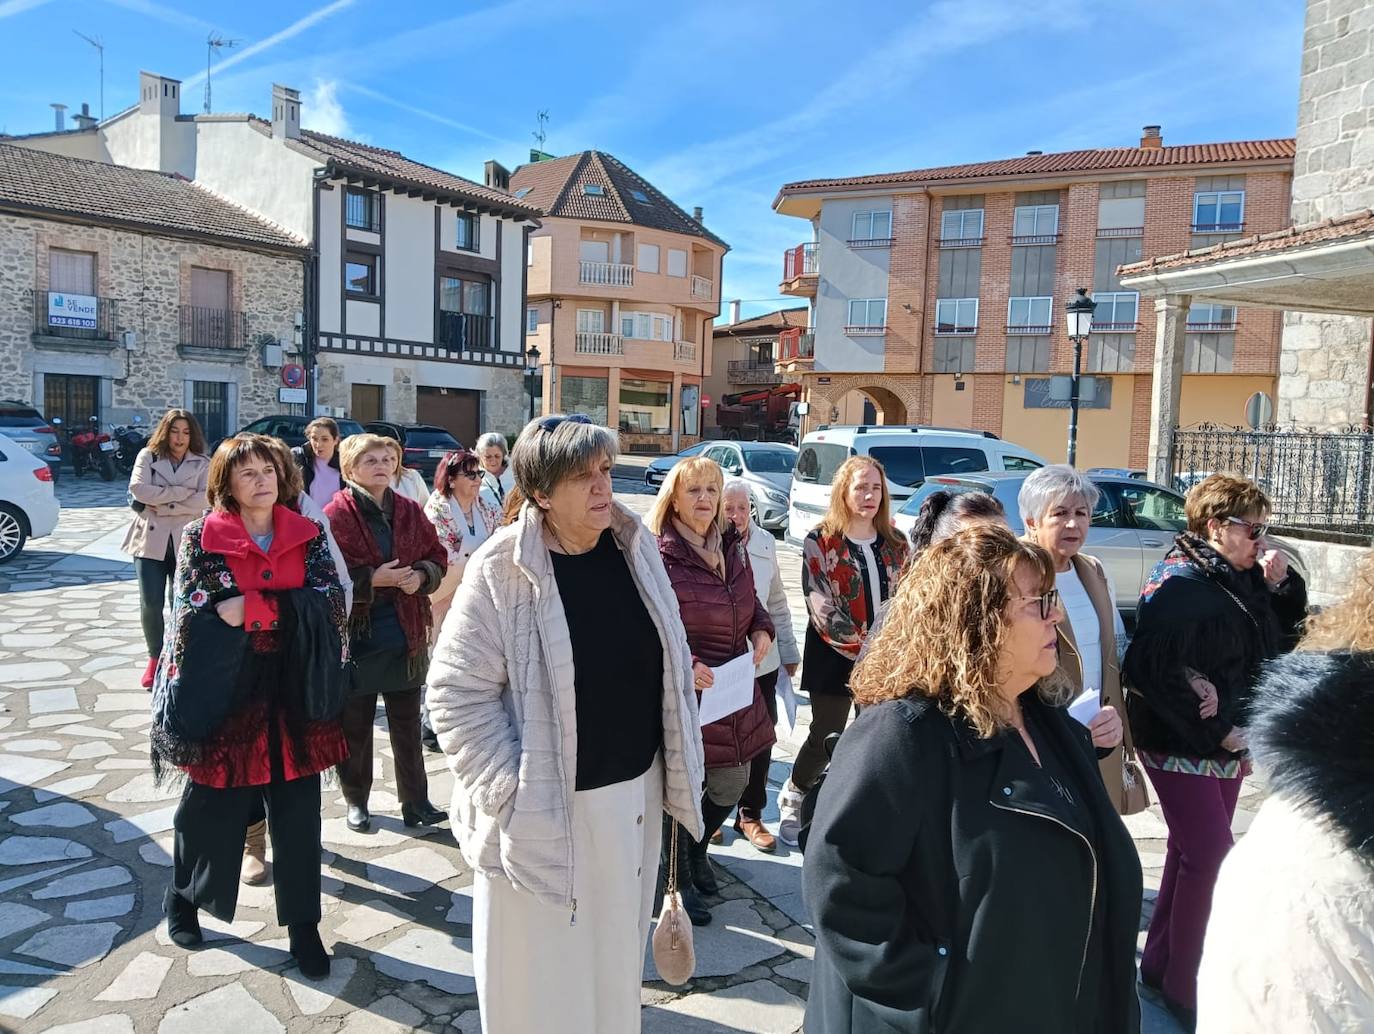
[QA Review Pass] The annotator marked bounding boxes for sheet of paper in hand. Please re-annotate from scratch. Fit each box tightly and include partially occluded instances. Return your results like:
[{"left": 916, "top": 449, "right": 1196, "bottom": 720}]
[
  {"left": 698, "top": 653, "right": 755, "bottom": 725},
  {"left": 776, "top": 665, "right": 799, "bottom": 735},
  {"left": 1067, "top": 686, "right": 1101, "bottom": 727}
]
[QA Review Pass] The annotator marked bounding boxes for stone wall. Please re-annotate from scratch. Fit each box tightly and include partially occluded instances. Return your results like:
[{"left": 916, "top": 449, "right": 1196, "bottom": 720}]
[
  {"left": 0, "top": 211, "right": 303, "bottom": 428},
  {"left": 483, "top": 369, "right": 528, "bottom": 437},
  {"left": 1280, "top": 0, "right": 1374, "bottom": 427}
]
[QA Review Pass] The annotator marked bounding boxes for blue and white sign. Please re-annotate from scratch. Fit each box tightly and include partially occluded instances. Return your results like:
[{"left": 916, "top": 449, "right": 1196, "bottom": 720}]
[{"left": 48, "top": 292, "right": 98, "bottom": 329}]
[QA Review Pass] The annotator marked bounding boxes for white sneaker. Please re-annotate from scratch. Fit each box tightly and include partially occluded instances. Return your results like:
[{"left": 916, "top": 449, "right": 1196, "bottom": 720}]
[{"left": 776, "top": 777, "right": 806, "bottom": 847}]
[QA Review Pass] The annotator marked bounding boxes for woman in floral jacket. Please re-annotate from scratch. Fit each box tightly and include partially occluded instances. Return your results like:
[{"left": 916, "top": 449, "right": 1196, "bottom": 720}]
[
  {"left": 423, "top": 448, "right": 502, "bottom": 637},
  {"left": 153, "top": 434, "right": 347, "bottom": 981},
  {"left": 776, "top": 455, "right": 908, "bottom": 846}
]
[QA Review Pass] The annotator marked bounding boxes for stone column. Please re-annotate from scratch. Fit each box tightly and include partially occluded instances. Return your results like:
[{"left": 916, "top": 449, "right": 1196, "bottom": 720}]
[
  {"left": 1147, "top": 293, "right": 1191, "bottom": 484},
  {"left": 670, "top": 370, "right": 683, "bottom": 453}
]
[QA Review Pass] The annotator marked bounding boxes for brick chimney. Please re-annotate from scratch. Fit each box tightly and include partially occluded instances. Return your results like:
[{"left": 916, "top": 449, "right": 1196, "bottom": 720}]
[
  {"left": 272, "top": 84, "right": 301, "bottom": 140},
  {"left": 1140, "top": 125, "right": 1163, "bottom": 149},
  {"left": 729, "top": 299, "right": 741, "bottom": 324},
  {"left": 692, "top": 206, "right": 704, "bottom": 222}
]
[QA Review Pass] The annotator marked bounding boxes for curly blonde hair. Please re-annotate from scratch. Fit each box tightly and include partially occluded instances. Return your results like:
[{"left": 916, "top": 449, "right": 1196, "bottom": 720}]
[
  {"left": 851, "top": 523, "right": 1064, "bottom": 737},
  {"left": 645, "top": 456, "right": 725, "bottom": 536},
  {"left": 818, "top": 455, "right": 906, "bottom": 555},
  {"left": 1300, "top": 550, "right": 1374, "bottom": 652}
]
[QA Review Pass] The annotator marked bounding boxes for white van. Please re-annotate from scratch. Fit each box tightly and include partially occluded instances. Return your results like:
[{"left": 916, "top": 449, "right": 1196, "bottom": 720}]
[{"left": 786, "top": 425, "right": 1045, "bottom": 544}]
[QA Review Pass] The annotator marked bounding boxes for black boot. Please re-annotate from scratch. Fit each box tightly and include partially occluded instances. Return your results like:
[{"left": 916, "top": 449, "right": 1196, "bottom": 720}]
[
  {"left": 690, "top": 799, "right": 735, "bottom": 895},
  {"left": 164, "top": 887, "right": 202, "bottom": 948},
  {"left": 288, "top": 923, "right": 330, "bottom": 980},
  {"left": 668, "top": 819, "right": 712, "bottom": 926},
  {"left": 401, "top": 799, "right": 447, "bottom": 827},
  {"left": 346, "top": 802, "right": 370, "bottom": 833}
]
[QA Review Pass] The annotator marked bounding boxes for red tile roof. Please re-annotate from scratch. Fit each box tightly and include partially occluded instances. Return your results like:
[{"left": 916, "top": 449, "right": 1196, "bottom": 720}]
[
  {"left": 1119, "top": 208, "right": 1374, "bottom": 276},
  {"left": 509, "top": 151, "right": 727, "bottom": 248},
  {"left": 713, "top": 307, "right": 810, "bottom": 336},
  {"left": 779, "top": 139, "right": 1295, "bottom": 195}
]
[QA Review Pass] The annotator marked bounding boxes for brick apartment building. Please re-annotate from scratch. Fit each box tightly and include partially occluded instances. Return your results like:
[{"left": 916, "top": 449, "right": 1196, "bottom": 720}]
[{"left": 772, "top": 127, "right": 1295, "bottom": 468}]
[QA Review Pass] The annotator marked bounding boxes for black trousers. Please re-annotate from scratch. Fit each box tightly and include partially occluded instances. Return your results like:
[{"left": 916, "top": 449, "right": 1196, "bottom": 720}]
[
  {"left": 738, "top": 669, "right": 779, "bottom": 818},
  {"left": 170, "top": 773, "right": 322, "bottom": 926},
  {"left": 134, "top": 542, "right": 176, "bottom": 657},
  {"left": 337, "top": 688, "right": 429, "bottom": 806}
]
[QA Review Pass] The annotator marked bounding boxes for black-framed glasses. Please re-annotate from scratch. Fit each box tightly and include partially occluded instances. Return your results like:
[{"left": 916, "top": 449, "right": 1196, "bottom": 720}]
[
  {"left": 1013, "top": 588, "right": 1061, "bottom": 620},
  {"left": 1225, "top": 516, "right": 1269, "bottom": 541},
  {"left": 537, "top": 413, "right": 593, "bottom": 434}
]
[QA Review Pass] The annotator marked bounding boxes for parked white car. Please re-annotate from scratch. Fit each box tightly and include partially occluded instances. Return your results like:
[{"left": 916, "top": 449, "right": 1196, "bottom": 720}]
[
  {"left": 0, "top": 431, "right": 60, "bottom": 562},
  {"left": 786, "top": 425, "right": 1046, "bottom": 544}
]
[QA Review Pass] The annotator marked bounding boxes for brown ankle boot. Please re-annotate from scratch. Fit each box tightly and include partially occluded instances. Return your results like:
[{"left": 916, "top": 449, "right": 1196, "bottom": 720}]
[{"left": 241, "top": 820, "right": 268, "bottom": 885}]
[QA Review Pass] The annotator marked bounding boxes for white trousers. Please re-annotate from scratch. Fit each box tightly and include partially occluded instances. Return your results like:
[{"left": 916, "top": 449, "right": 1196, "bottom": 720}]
[{"left": 474, "top": 756, "right": 665, "bottom": 1034}]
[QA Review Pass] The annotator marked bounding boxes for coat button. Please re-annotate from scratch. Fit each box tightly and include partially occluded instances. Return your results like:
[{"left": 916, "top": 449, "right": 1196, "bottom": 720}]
[
  {"left": 251, "top": 621, "right": 262, "bottom": 630},
  {"left": 937, "top": 946, "right": 948, "bottom": 957},
  {"left": 262, "top": 570, "right": 272, "bottom": 580},
  {"left": 270, "top": 620, "right": 279, "bottom": 629},
  {"left": 636, "top": 815, "right": 643, "bottom": 825},
  {"left": 1002, "top": 786, "right": 1012, "bottom": 796}
]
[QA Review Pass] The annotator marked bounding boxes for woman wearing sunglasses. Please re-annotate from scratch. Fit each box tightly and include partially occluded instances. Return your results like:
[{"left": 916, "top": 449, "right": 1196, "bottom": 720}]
[
  {"left": 423, "top": 449, "right": 501, "bottom": 636},
  {"left": 804, "top": 524, "right": 1143, "bottom": 1033},
  {"left": 1123, "top": 473, "right": 1307, "bottom": 1030}
]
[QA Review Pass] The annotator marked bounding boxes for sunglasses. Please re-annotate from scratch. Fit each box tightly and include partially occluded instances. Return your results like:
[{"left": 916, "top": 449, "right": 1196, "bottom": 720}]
[
  {"left": 1013, "top": 588, "right": 1061, "bottom": 620},
  {"left": 1225, "top": 516, "right": 1269, "bottom": 541},
  {"left": 537, "top": 413, "right": 593, "bottom": 434}
]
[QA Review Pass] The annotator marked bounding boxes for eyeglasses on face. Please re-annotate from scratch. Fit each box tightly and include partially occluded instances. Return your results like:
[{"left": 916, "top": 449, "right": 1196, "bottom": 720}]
[
  {"left": 1224, "top": 516, "right": 1269, "bottom": 541},
  {"left": 537, "top": 413, "right": 593, "bottom": 434},
  {"left": 1013, "top": 588, "right": 1061, "bottom": 620}
]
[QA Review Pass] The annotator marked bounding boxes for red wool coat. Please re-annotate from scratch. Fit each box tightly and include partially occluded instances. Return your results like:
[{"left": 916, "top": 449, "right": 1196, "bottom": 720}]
[{"left": 658, "top": 522, "right": 776, "bottom": 768}]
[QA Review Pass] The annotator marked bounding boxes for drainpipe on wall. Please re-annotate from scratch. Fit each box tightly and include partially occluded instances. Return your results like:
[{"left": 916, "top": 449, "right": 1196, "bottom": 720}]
[{"left": 305, "top": 173, "right": 324, "bottom": 416}]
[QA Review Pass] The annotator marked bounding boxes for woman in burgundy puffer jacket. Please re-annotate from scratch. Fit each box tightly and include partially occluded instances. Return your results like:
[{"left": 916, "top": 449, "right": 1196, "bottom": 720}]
[{"left": 650, "top": 456, "right": 774, "bottom": 925}]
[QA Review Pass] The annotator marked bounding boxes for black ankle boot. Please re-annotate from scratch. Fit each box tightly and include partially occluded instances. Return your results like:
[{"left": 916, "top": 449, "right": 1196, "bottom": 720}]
[
  {"left": 681, "top": 884, "right": 713, "bottom": 926},
  {"left": 164, "top": 888, "right": 202, "bottom": 948},
  {"left": 401, "top": 799, "right": 447, "bottom": 827},
  {"left": 288, "top": 923, "right": 330, "bottom": 980},
  {"left": 687, "top": 838, "right": 719, "bottom": 895}
]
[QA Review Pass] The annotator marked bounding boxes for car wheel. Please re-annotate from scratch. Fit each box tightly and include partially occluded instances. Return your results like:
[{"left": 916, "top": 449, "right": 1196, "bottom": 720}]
[
  {"left": 750, "top": 500, "right": 761, "bottom": 526},
  {"left": 0, "top": 505, "right": 27, "bottom": 563}
]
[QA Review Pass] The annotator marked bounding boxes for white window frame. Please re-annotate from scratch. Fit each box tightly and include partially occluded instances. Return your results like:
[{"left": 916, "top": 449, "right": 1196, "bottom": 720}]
[
  {"left": 620, "top": 310, "right": 673, "bottom": 341},
  {"left": 935, "top": 297, "right": 979, "bottom": 334},
  {"left": 526, "top": 307, "right": 539, "bottom": 334},
  {"left": 940, "top": 209, "right": 984, "bottom": 242},
  {"left": 1006, "top": 296, "right": 1053, "bottom": 330},
  {"left": 850, "top": 210, "right": 893, "bottom": 242},
  {"left": 1013, "top": 204, "right": 1059, "bottom": 238},
  {"left": 576, "top": 309, "right": 605, "bottom": 334},
  {"left": 1092, "top": 291, "right": 1139, "bottom": 329},
  {"left": 666, "top": 248, "right": 688, "bottom": 277},
  {"left": 1192, "top": 190, "right": 1245, "bottom": 231},
  {"left": 846, "top": 298, "right": 887, "bottom": 331},
  {"left": 637, "top": 243, "right": 660, "bottom": 274}
]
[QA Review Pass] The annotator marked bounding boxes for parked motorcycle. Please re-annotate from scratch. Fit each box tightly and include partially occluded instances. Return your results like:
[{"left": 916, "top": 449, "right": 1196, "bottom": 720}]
[
  {"left": 110, "top": 415, "right": 148, "bottom": 475},
  {"left": 67, "top": 416, "right": 117, "bottom": 481}
]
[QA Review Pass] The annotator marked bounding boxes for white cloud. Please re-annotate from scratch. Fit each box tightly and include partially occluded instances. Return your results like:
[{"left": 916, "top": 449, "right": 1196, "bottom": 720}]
[
  {"left": 303, "top": 79, "right": 357, "bottom": 139},
  {"left": 181, "top": 0, "right": 357, "bottom": 89},
  {"left": 0, "top": 0, "right": 52, "bottom": 16}
]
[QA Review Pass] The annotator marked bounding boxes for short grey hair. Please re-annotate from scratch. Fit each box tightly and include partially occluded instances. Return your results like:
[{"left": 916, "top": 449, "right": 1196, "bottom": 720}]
[
  {"left": 475, "top": 431, "right": 507, "bottom": 456},
  {"left": 510, "top": 415, "right": 619, "bottom": 501},
  {"left": 1018, "top": 464, "right": 1101, "bottom": 525},
  {"left": 721, "top": 477, "right": 751, "bottom": 502}
]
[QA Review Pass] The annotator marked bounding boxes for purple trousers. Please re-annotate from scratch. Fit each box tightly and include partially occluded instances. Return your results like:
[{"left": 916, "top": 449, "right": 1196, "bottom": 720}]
[{"left": 1141, "top": 765, "right": 1242, "bottom": 1011}]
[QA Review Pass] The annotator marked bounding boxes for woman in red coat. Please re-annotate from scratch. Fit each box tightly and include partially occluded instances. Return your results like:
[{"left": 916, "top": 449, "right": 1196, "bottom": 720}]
[
  {"left": 152, "top": 434, "right": 348, "bottom": 980},
  {"left": 649, "top": 456, "right": 774, "bottom": 925}
]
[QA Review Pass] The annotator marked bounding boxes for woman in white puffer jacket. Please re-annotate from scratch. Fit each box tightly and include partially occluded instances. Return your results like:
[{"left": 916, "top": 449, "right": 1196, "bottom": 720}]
[{"left": 1197, "top": 552, "right": 1374, "bottom": 1034}]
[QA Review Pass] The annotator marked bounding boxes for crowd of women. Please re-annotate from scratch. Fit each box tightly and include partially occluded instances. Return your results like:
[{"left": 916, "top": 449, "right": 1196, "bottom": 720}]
[{"left": 125, "top": 406, "right": 1373, "bottom": 1033}]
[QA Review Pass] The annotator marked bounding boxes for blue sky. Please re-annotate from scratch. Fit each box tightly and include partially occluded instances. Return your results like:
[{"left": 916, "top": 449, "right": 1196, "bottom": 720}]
[{"left": 1, "top": 0, "right": 1305, "bottom": 318}]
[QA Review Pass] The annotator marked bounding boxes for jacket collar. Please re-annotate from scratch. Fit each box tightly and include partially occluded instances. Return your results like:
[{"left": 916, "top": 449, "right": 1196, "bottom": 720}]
[
  {"left": 512, "top": 499, "right": 643, "bottom": 586},
  {"left": 150, "top": 451, "right": 206, "bottom": 480},
  {"left": 200, "top": 504, "right": 318, "bottom": 559},
  {"left": 658, "top": 518, "right": 741, "bottom": 572}
]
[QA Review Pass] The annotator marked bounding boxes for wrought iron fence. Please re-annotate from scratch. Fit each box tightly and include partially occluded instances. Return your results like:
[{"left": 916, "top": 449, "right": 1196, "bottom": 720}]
[{"left": 1170, "top": 423, "right": 1374, "bottom": 536}]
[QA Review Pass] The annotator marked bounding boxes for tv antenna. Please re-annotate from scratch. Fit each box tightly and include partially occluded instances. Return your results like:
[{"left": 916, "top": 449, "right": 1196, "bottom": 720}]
[
  {"left": 73, "top": 31, "right": 104, "bottom": 120},
  {"left": 532, "top": 109, "right": 549, "bottom": 151},
  {"left": 203, "top": 33, "right": 242, "bottom": 114}
]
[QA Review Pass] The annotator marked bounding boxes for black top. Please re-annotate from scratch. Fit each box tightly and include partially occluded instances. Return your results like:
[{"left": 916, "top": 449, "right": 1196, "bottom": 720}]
[{"left": 551, "top": 529, "right": 664, "bottom": 791}]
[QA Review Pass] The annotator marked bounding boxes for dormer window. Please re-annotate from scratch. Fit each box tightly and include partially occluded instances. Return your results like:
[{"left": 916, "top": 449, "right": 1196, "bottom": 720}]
[
  {"left": 631, "top": 189, "right": 650, "bottom": 204},
  {"left": 582, "top": 184, "right": 604, "bottom": 196},
  {"left": 513, "top": 187, "right": 532, "bottom": 199}
]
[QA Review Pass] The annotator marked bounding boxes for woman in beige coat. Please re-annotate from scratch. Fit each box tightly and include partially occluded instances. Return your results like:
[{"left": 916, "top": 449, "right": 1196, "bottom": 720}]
[{"left": 123, "top": 409, "right": 209, "bottom": 689}]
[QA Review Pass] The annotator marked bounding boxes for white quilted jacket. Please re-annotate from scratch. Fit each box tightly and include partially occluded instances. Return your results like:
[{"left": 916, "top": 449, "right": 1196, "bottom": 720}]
[{"left": 427, "top": 500, "right": 706, "bottom": 909}]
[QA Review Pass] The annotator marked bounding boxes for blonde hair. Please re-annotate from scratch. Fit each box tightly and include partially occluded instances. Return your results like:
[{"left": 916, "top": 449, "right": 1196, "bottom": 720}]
[
  {"left": 1185, "top": 473, "right": 1270, "bottom": 535},
  {"left": 646, "top": 456, "right": 725, "bottom": 536},
  {"left": 1300, "top": 550, "right": 1374, "bottom": 652},
  {"left": 337, "top": 432, "right": 396, "bottom": 481},
  {"left": 851, "top": 523, "right": 1064, "bottom": 738},
  {"left": 818, "top": 455, "right": 905, "bottom": 555}
]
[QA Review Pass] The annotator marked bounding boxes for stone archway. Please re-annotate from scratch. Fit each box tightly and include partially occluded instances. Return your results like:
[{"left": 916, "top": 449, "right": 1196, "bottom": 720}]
[{"left": 801, "top": 373, "right": 921, "bottom": 433}]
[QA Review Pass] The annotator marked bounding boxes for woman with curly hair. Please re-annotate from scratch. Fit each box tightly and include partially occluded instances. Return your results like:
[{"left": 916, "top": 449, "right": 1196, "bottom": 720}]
[
  {"left": 1198, "top": 552, "right": 1374, "bottom": 1031},
  {"left": 803, "top": 524, "right": 1143, "bottom": 1034},
  {"left": 776, "top": 455, "right": 908, "bottom": 846}
]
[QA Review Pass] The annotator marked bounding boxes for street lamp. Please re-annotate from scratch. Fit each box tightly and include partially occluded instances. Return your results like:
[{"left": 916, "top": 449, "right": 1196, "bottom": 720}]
[
  {"left": 525, "top": 343, "right": 541, "bottom": 420},
  {"left": 1063, "top": 287, "right": 1097, "bottom": 467}
]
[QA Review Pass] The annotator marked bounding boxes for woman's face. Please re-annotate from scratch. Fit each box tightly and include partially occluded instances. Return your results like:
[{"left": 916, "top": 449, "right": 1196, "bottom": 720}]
[
  {"left": 352, "top": 448, "right": 394, "bottom": 492},
  {"left": 722, "top": 489, "right": 751, "bottom": 534},
  {"left": 451, "top": 462, "right": 482, "bottom": 506},
  {"left": 307, "top": 427, "right": 339, "bottom": 462},
  {"left": 673, "top": 475, "right": 720, "bottom": 536},
  {"left": 229, "top": 454, "right": 278, "bottom": 512},
  {"left": 480, "top": 446, "right": 506, "bottom": 476},
  {"left": 167, "top": 419, "right": 191, "bottom": 457},
  {"left": 845, "top": 464, "right": 884, "bottom": 523},
  {"left": 998, "top": 566, "right": 1062, "bottom": 693},
  {"left": 541, "top": 454, "right": 615, "bottom": 539},
  {"left": 1208, "top": 510, "right": 1267, "bottom": 570},
  {"left": 1028, "top": 494, "right": 1091, "bottom": 567}
]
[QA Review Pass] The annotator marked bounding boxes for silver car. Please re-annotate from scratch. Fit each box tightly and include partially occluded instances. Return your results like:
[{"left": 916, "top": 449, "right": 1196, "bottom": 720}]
[
  {"left": 0, "top": 400, "right": 62, "bottom": 480},
  {"left": 647, "top": 440, "right": 796, "bottom": 530},
  {"left": 892, "top": 470, "right": 1308, "bottom": 615}
]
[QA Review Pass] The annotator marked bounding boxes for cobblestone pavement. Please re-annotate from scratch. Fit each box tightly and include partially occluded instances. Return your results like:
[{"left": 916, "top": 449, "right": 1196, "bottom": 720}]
[{"left": 0, "top": 477, "right": 1218, "bottom": 1031}]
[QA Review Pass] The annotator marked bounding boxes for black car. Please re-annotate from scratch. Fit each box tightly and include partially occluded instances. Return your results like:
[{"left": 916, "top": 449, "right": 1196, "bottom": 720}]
[
  {"left": 238, "top": 415, "right": 366, "bottom": 450},
  {"left": 364, "top": 422, "right": 464, "bottom": 481}
]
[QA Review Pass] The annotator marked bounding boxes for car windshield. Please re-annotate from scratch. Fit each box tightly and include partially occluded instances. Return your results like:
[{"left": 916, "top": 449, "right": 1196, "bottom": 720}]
[
  {"left": 0, "top": 415, "right": 44, "bottom": 428},
  {"left": 405, "top": 430, "right": 461, "bottom": 449},
  {"left": 741, "top": 448, "right": 795, "bottom": 474},
  {"left": 337, "top": 420, "right": 365, "bottom": 437}
]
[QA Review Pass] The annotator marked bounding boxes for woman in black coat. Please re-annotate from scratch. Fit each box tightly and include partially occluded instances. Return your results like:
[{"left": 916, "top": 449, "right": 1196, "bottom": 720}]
[{"left": 803, "top": 524, "right": 1141, "bottom": 1034}]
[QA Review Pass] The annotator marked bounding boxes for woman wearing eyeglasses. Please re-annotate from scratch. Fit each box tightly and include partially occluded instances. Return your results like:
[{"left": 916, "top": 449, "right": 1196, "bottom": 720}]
[
  {"left": 1124, "top": 473, "right": 1306, "bottom": 1029},
  {"left": 423, "top": 449, "right": 501, "bottom": 636}
]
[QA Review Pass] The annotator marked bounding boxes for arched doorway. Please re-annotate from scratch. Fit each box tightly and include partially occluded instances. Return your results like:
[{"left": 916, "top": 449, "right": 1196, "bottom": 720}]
[{"left": 823, "top": 386, "right": 907, "bottom": 425}]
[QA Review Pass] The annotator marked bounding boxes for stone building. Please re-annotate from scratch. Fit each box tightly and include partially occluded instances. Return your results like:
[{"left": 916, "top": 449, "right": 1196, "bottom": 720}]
[{"left": 0, "top": 143, "right": 306, "bottom": 438}]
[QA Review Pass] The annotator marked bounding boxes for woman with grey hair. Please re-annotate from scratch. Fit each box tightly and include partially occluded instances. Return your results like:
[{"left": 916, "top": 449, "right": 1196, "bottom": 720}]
[
  {"left": 427, "top": 414, "right": 705, "bottom": 1033},
  {"left": 1018, "top": 465, "right": 1129, "bottom": 809},
  {"left": 475, "top": 431, "right": 514, "bottom": 511}
]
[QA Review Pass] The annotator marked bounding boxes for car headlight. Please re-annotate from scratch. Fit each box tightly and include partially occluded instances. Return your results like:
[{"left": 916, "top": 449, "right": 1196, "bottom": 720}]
[{"left": 763, "top": 488, "right": 789, "bottom": 507}]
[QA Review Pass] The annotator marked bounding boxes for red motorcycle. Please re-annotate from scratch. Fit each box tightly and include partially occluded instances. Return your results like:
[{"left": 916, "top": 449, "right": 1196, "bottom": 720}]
[{"left": 66, "top": 416, "right": 117, "bottom": 481}]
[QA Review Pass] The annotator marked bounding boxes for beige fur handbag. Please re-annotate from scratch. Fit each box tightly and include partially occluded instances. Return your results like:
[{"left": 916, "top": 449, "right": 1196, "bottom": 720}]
[{"left": 651, "top": 821, "right": 695, "bottom": 985}]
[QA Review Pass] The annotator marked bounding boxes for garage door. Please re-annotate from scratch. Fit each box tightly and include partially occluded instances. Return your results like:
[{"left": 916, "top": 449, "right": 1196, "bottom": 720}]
[{"left": 416, "top": 386, "right": 479, "bottom": 449}]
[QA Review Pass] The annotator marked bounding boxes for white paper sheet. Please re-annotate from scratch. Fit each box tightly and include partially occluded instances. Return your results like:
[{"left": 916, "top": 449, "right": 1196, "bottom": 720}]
[
  {"left": 698, "top": 652, "right": 756, "bottom": 726},
  {"left": 776, "top": 666, "right": 799, "bottom": 735},
  {"left": 1067, "top": 686, "right": 1101, "bottom": 727}
]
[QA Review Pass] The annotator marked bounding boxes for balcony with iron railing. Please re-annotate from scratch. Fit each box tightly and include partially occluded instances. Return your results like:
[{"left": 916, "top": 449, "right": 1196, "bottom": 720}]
[
  {"left": 1009, "top": 233, "right": 1061, "bottom": 246},
  {"left": 1191, "top": 222, "right": 1246, "bottom": 234},
  {"left": 30, "top": 290, "right": 119, "bottom": 342},
  {"left": 438, "top": 311, "right": 495, "bottom": 352},
  {"left": 1186, "top": 320, "right": 1239, "bottom": 333},
  {"left": 1004, "top": 323, "right": 1053, "bottom": 336},
  {"left": 579, "top": 261, "right": 635, "bottom": 287},
  {"left": 1093, "top": 322, "right": 1140, "bottom": 333},
  {"left": 778, "top": 327, "right": 815, "bottom": 361},
  {"left": 727, "top": 359, "right": 783, "bottom": 386},
  {"left": 1096, "top": 226, "right": 1145, "bottom": 238},
  {"left": 781, "top": 243, "right": 819, "bottom": 295},
  {"left": 575, "top": 332, "right": 625, "bottom": 356},
  {"left": 180, "top": 305, "right": 249, "bottom": 350}
]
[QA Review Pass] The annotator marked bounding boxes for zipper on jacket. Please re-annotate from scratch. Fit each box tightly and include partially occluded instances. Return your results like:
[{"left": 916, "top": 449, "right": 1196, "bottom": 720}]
[
  {"left": 569, "top": 898, "right": 577, "bottom": 926},
  {"left": 989, "top": 799, "right": 1098, "bottom": 995}
]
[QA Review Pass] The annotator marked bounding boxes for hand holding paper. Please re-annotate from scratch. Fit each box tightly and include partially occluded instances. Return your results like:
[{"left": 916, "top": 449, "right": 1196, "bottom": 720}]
[
  {"left": 1067, "top": 687, "right": 1101, "bottom": 727},
  {"left": 698, "top": 653, "right": 755, "bottom": 725}
]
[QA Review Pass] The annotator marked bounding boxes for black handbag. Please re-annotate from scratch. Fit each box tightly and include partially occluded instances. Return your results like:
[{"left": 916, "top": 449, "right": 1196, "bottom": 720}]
[{"left": 152, "top": 608, "right": 251, "bottom": 743}]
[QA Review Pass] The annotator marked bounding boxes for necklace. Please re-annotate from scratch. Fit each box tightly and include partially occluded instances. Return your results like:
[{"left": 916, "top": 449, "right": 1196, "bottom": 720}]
[
  {"left": 544, "top": 516, "right": 596, "bottom": 556},
  {"left": 458, "top": 503, "right": 477, "bottom": 537}
]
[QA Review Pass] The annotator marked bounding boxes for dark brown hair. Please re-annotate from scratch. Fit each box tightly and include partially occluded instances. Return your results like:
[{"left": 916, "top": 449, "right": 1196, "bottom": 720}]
[
  {"left": 434, "top": 448, "right": 481, "bottom": 497},
  {"left": 146, "top": 409, "right": 206, "bottom": 459},
  {"left": 257, "top": 435, "right": 304, "bottom": 509},
  {"left": 304, "top": 417, "right": 340, "bottom": 439},
  {"left": 1185, "top": 473, "right": 1271, "bottom": 535},
  {"left": 206, "top": 434, "right": 291, "bottom": 513}
]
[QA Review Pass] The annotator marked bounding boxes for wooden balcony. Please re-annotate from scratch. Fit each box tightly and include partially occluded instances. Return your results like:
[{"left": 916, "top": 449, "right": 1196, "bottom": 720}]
[{"left": 579, "top": 261, "right": 634, "bottom": 287}]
